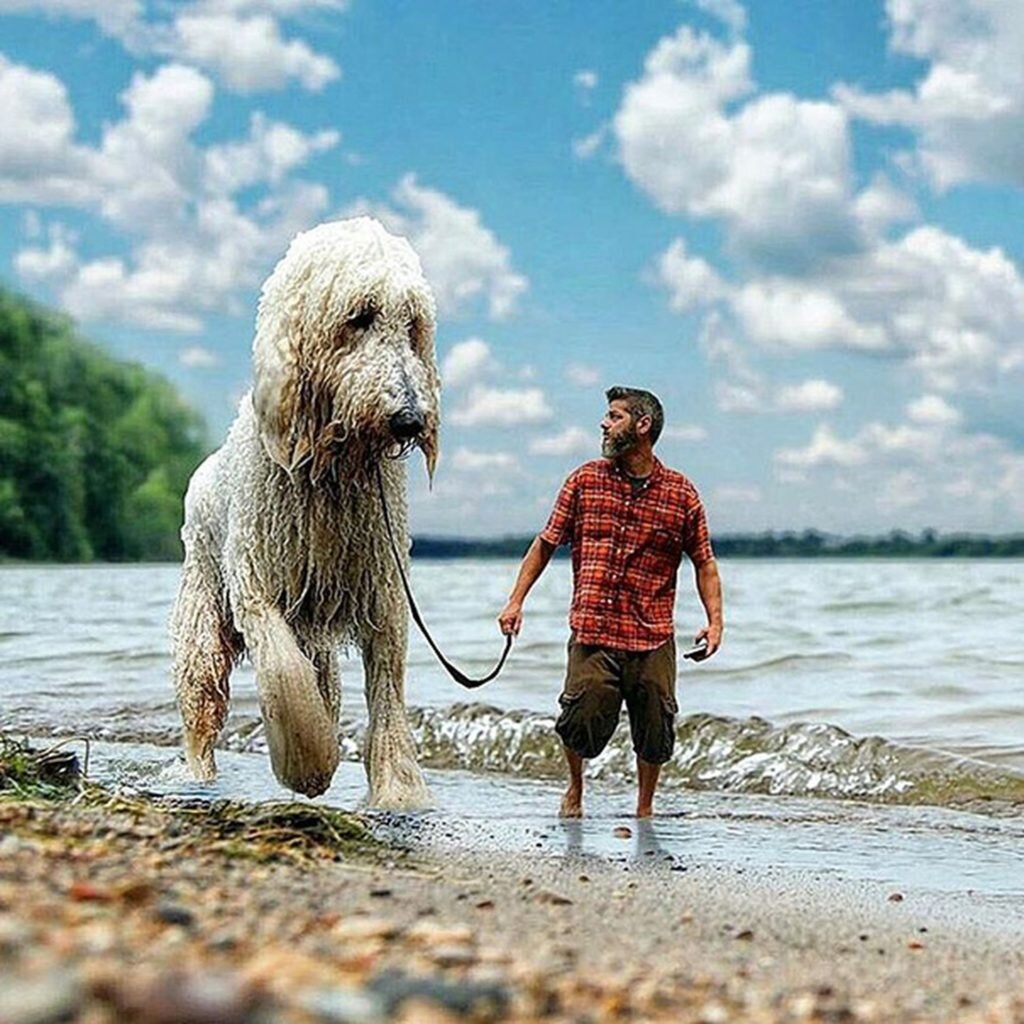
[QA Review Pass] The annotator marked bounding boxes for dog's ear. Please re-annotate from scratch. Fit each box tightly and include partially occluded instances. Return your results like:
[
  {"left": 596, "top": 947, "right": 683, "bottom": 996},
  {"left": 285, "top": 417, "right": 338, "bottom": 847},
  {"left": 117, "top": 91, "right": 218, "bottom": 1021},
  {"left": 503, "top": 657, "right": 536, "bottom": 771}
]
[
  {"left": 416, "top": 316, "right": 441, "bottom": 489},
  {"left": 422, "top": 413, "right": 439, "bottom": 488},
  {"left": 253, "top": 325, "right": 307, "bottom": 471}
]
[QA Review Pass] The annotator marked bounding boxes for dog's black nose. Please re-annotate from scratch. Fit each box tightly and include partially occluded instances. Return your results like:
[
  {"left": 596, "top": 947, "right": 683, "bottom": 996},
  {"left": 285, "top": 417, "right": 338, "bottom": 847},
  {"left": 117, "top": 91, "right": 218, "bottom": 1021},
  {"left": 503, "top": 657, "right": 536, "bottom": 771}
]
[{"left": 389, "top": 408, "right": 426, "bottom": 439}]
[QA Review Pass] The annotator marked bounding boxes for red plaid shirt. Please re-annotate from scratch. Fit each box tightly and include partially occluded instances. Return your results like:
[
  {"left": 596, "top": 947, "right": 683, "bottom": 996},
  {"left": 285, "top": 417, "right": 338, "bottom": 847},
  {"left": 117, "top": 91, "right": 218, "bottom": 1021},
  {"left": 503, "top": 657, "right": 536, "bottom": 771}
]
[{"left": 539, "top": 457, "right": 714, "bottom": 651}]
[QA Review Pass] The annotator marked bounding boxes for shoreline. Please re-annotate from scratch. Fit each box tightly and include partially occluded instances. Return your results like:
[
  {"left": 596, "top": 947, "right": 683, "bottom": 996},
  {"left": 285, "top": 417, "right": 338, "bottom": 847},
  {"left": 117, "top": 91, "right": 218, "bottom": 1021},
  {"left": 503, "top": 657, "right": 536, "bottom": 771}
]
[{"left": 3, "top": 790, "right": 1024, "bottom": 1022}]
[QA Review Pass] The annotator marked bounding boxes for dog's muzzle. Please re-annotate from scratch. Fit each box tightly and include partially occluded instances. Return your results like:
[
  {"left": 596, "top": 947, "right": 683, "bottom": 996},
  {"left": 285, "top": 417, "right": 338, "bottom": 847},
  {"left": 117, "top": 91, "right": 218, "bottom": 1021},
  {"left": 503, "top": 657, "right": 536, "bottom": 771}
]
[{"left": 389, "top": 408, "right": 426, "bottom": 440}]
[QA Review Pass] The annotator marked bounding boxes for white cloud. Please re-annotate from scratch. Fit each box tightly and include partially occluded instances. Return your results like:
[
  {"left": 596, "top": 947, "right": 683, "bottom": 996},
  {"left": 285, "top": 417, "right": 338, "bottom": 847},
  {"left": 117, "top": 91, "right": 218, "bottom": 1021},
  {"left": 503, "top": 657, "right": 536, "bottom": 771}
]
[
  {"left": 572, "top": 124, "right": 608, "bottom": 161},
  {"left": 14, "top": 223, "right": 77, "bottom": 282},
  {"left": 775, "top": 424, "right": 868, "bottom": 469},
  {"left": 774, "top": 405, "right": 1024, "bottom": 528},
  {"left": 56, "top": 182, "right": 329, "bottom": 331},
  {"left": 350, "top": 174, "right": 528, "bottom": 320},
  {"left": 853, "top": 173, "right": 918, "bottom": 239},
  {"left": 733, "top": 279, "right": 886, "bottom": 352},
  {"left": 179, "top": 344, "right": 219, "bottom": 367},
  {"left": 656, "top": 238, "right": 725, "bottom": 312},
  {"left": 450, "top": 386, "right": 553, "bottom": 427},
  {"left": 204, "top": 112, "right": 338, "bottom": 194},
  {"left": 661, "top": 424, "right": 708, "bottom": 442},
  {"left": 906, "top": 393, "right": 962, "bottom": 428},
  {"left": 441, "top": 337, "right": 495, "bottom": 389},
  {"left": 0, "top": 0, "right": 143, "bottom": 38},
  {"left": 0, "top": 54, "right": 95, "bottom": 205},
  {"left": 194, "top": 1, "right": 348, "bottom": 14},
  {"left": 449, "top": 447, "right": 519, "bottom": 472},
  {"left": 834, "top": 0, "right": 1024, "bottom": 190},
  {"left": 691, "top": 0, "right": 747, "bottom": 34},
  {"left": 573, "top": 69, "right": 598, "bottom": 92},
  {"left": 713, "top": 227, "right": 1024, "bottom": 390},
  {"left": 876, "top": 469, "right": 927, "bottom": 513},
  {"left": 613, "top": 25, "right": 858, "bottom": 268},
  {"left": 164, "top": 12, "right": 339, "bottom": 93},
  {"left": 1, "top": 1, "right": 343, "bottom": 93},
  {"left": 0, "top": 55, "right": 341, "bottom": 331},
  {"left": 715, "top": 381, "right": 764, "bottom": 414},
  {"left": 774, "top": 379, "right": 843, "bottom": 413},
  {"left": 565, "top": 362, "right": 601, "bottom": 387},
  {"left": 714, "top": 483, "right": 761, "bottom": 504},
  {"left": 698, "top": 310, "right": 759, "bottom": 385},
  {"left": 91, "top": 63, "right": 215, "bottom": 229},
  {"left": 630, "top": 17, "right": 1024, "bottom": 404},
  {"left": 529, "top": 426, "right": 593, "bottom": 456}
]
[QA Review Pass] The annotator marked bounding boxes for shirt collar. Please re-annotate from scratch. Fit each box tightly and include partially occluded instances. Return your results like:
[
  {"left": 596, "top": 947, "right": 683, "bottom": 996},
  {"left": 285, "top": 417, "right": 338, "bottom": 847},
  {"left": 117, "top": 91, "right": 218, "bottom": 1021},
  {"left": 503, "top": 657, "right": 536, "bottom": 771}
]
[{"left": 610, "top": 455, "right": 663, "bottom": 491}]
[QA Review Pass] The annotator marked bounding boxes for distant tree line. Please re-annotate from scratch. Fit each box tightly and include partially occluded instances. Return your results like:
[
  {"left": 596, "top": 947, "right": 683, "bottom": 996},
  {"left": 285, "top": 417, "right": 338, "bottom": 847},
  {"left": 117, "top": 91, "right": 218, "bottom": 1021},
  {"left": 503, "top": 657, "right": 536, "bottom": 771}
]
[
  {"left": 0, "top": 287, "right": 206, "bottom": 561},
  {"left": 411, "top": 529, "right": 1024, "bottom": 560}
]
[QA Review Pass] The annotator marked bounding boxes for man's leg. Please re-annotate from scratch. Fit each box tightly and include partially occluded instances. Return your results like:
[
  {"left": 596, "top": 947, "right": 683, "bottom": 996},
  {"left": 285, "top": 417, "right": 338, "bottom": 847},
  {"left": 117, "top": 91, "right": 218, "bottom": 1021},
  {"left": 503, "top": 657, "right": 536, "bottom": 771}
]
[
  {"left": 623, "top": 639, "right": 678, "bottom": 819},
  {"left": 554, "top": 639, "right": 622, "bottom": 818},
  {"left": 560, "top": 745, "right": 585, "bottom": 818},
  {"left": 636, "top": 756, "right": 661, "bottom": 818}
]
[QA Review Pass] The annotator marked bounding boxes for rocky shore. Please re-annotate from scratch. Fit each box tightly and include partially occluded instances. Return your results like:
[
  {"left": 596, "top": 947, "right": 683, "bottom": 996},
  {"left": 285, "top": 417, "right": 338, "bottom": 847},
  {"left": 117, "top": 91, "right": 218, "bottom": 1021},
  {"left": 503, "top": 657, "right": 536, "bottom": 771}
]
[
  {"left": 2, "top": 792, "right": 1024, "bottom": 1024},
  {"left": 1, "top": 739, "right": 1024, "bottom": 1023}
]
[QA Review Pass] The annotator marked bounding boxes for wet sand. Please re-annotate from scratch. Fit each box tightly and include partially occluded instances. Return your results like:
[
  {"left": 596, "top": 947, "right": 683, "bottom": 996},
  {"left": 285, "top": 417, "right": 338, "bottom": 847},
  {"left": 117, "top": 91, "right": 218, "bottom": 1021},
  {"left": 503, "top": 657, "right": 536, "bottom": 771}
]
[{"left": 2, "top": 793, "right": 1024, "bottom": 1023}]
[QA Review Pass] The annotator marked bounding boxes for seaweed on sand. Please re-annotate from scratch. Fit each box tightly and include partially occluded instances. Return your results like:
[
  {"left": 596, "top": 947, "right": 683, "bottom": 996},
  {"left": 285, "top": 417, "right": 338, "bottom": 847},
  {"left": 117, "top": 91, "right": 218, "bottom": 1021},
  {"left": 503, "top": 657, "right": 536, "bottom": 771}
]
[
  {"left": 0, "top": 735, "right": 84, "bottom": 799},
  {"left": 0, "top": 735, "right": 382, "bottom": 865},
  {"left": 157, "top": 798, "right": 378, "bottom": 863}
]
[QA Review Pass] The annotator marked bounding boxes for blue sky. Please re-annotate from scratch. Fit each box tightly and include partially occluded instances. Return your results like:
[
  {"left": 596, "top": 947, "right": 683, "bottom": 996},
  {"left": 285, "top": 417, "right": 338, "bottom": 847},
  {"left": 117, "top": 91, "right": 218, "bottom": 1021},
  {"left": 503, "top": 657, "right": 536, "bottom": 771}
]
[{"left": 2, "top": 0, "right": 1023, "bottom": 536}]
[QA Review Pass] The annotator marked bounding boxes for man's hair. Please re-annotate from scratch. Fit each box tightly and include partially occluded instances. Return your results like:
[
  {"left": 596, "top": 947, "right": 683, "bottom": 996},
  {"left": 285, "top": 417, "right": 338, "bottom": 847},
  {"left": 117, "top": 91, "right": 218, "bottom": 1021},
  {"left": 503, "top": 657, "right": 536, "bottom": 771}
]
[{"left": 605, "top": 385, "right": 664, "bottom": 445}]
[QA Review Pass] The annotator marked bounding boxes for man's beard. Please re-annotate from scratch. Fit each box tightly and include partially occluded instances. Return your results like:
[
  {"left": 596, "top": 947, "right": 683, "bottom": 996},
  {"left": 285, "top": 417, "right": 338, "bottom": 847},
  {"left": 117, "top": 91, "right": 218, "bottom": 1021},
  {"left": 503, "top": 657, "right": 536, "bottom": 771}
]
[{"left": 601, "top": 425, "right": 638, "bottom": 458}]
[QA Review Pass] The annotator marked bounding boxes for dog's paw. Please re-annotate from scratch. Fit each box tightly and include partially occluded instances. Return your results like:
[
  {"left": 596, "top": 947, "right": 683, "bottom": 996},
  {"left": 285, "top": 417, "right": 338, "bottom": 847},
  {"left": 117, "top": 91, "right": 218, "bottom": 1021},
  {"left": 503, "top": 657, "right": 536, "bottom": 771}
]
[
  {"left": 366, "top": 755, "right": 433, "bottom": 811},
  {"left": 183, "top": 739, "right": 217, "bottom": 783}
]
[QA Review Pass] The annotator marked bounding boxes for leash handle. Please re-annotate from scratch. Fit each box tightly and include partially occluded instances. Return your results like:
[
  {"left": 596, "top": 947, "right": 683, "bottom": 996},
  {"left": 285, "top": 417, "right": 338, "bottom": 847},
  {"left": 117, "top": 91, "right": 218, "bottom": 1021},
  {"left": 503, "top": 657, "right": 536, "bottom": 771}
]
[{"left": 376, "top": 466, "right": 512, "bottom": 689}]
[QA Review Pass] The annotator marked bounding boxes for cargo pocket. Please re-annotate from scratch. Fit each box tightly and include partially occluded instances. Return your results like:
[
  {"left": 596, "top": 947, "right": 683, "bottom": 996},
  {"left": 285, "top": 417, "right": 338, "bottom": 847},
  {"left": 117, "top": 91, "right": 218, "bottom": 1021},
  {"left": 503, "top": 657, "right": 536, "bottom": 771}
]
[
  {"left": 558, "top": 637, "right": 591, "bottom": 705},
  {"left": 647, "top": 691, "right": 679, "bottom": 764},
  {"left": 556, "top": 640, "right": 619, "bottom": 759},
  {"left": 561, "top": 684, "right": 593, "bottom": 757}
]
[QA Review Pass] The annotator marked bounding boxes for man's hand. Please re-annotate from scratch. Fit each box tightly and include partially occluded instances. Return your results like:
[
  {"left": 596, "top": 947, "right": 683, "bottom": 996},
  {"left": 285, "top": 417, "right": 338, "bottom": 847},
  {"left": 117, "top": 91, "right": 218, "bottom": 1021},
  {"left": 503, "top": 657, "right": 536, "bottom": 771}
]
[
  {"left": 692, "top": 622, "right": 723, "bottom": 660},
  {"left": 498, "top": 599, "right": 524, "bottom": 636}
]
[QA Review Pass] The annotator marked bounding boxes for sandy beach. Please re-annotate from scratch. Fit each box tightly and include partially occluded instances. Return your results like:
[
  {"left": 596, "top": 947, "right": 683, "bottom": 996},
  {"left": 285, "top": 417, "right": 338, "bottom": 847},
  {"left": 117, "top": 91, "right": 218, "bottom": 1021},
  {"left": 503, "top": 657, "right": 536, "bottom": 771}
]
[{"left": 2, "top": 782, "right": 1024, "bottom": 1024}]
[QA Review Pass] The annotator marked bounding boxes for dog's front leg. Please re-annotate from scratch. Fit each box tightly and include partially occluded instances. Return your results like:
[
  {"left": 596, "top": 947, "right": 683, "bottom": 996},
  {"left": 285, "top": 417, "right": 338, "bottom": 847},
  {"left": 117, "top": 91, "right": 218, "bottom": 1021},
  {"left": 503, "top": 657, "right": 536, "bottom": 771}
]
[
  {"left": 240, "top": 604, "right": 340, "bottom": 797},
  {"left": 360, "top": 615, "right": 431, "bottom": 810}
]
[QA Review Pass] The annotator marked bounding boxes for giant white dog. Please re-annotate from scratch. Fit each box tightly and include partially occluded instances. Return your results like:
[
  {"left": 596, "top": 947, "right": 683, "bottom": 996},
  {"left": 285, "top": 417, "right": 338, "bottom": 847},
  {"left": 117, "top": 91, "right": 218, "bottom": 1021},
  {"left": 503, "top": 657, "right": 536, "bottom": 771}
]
[{"left": 171, "top": 218, "right": 440, "bottom": 808}]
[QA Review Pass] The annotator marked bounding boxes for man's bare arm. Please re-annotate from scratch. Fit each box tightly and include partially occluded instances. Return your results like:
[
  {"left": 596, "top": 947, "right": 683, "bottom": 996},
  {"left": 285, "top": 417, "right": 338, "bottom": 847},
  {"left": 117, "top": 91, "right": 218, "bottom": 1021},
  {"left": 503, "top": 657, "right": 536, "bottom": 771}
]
[
  {"left": 692, "top": 558, "right": 724, "bottom": 659},
  {"left": 497, "top": 535, "right": 557, "bottom": 635}
]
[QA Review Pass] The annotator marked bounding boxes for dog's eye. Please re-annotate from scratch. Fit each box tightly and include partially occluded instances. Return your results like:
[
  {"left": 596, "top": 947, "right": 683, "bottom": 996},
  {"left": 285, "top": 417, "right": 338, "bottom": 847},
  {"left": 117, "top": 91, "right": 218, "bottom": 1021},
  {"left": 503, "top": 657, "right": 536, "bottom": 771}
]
[{"left": 348, "top": 309, "right": 376, "bottom": 332}]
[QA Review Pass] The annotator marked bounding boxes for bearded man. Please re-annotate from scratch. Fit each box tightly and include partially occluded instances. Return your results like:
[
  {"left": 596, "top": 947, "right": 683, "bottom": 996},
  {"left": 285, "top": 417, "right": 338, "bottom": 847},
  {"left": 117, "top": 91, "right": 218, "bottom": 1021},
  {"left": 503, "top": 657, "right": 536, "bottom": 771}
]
[{"left": 498, "top": 386, "right": 723, "bottom": 818}]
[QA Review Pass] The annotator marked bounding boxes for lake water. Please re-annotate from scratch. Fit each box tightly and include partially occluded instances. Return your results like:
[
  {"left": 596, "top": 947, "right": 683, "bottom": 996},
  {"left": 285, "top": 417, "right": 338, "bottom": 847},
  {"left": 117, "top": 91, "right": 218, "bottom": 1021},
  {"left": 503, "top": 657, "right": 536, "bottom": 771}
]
[{"left": 3, "top": 560, "right": 1024, "bottom": 898}]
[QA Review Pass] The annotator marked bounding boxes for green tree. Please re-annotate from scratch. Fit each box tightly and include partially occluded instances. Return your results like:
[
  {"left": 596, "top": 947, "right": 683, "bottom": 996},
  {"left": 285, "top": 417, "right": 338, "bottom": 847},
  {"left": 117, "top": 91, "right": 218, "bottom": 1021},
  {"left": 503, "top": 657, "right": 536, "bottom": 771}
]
[{"left": 0, "top": 286, "right": 208, "bottom": 562}]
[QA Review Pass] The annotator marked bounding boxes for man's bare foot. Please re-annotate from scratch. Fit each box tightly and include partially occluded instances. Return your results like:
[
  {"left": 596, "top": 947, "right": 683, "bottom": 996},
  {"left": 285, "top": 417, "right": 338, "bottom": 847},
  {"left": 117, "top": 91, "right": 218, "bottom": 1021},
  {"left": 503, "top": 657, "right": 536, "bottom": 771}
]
[
  {"left": 560, "top": 788, "right": 583, "bottom": 818},
  {"left": 636, "top": 805, "right": 653, "bottom": 819}
]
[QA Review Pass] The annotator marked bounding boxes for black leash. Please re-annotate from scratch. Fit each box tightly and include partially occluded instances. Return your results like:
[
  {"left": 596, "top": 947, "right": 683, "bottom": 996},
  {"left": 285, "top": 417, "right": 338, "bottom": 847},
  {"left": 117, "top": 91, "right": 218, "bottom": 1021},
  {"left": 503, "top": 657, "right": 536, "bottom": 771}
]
[{"left": 375, "top": 465, "right": 512, "bottom": 688}]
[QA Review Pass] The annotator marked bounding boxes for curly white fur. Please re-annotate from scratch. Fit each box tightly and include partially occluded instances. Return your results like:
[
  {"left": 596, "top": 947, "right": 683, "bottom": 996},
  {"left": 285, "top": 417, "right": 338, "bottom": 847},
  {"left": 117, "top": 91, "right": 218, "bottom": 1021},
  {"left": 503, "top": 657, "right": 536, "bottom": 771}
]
[{"left": 171, "top": 217, "right": 440, "bottom": 808}]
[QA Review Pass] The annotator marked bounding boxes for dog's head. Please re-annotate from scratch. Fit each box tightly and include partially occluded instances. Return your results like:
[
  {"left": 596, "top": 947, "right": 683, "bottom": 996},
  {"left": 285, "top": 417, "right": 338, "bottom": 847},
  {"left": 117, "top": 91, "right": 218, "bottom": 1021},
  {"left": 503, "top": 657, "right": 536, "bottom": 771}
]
[{"left": 252, "top": 217, "right": 440, "bottom": 483}]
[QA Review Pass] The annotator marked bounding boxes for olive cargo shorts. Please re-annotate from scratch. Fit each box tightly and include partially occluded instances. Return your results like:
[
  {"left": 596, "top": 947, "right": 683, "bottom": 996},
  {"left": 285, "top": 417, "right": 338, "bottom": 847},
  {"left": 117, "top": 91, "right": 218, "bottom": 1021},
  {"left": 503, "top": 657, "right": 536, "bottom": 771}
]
[{"left": 554, "top": 636, "right": 679, "bottom": 764}]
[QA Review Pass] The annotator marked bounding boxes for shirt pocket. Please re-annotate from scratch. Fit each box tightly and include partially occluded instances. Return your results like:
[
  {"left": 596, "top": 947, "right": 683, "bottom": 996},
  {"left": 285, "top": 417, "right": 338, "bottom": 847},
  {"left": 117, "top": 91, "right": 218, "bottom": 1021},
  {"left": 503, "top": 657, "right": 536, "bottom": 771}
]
[{"left": 647, "top": 525, "right": 683, "bottom": 559}]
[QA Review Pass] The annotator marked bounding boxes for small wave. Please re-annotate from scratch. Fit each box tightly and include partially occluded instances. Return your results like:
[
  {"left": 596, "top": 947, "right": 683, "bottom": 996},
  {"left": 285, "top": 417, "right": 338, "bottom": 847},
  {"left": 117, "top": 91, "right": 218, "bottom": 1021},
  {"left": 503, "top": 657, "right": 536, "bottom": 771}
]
[
  {"left": 103, "top": 650, "right": 168, "bottom": 665},
  {"left": 941, "top": 587, "right": 993, "bottom": 608},
  {"left": 709, "top": 652, "right": 850, "bottom": 677},
  {"left": 400, "top": 706, "right": 1024, "bottom": 813},
  {"left": 821, "top": 600, "right": 902, "bottom": 613},
  {"left": 21, "top": 702, "right": 1024, "bottom": 815}
]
